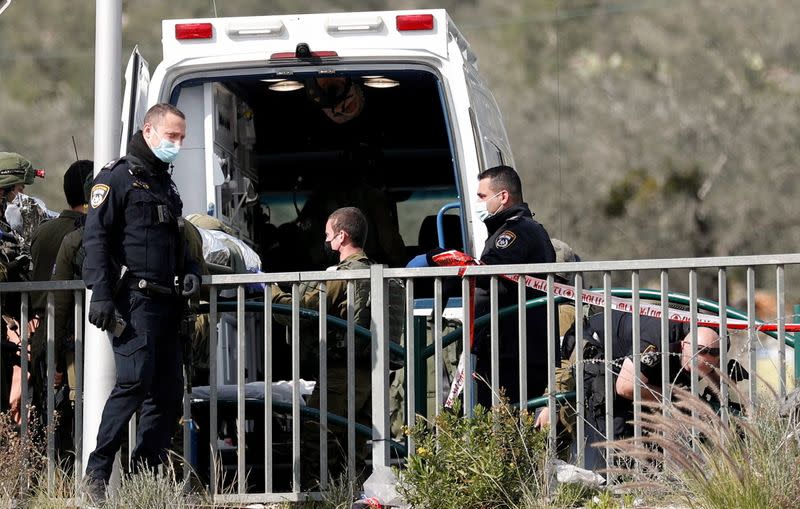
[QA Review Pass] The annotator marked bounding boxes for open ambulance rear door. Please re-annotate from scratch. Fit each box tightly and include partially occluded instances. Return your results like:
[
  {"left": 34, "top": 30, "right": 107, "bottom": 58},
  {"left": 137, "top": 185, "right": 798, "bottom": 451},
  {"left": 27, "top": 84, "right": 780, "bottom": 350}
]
[{"left": 120, "top": 46, "right": 150, "bottom": 156}]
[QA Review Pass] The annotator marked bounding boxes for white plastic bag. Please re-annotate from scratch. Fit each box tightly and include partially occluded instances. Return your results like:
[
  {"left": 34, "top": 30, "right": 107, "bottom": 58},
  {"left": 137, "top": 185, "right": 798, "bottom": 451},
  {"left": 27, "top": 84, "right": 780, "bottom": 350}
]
[
  {"left": 362, "top": 466, "right": 408, "bottom": 508},
  {"left": 550, "top": 458, "right": 605, "bottom": 491}
]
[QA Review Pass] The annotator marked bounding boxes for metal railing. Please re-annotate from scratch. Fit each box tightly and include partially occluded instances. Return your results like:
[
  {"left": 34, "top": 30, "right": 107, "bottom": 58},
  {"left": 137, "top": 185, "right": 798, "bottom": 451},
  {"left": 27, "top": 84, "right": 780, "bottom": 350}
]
[
  {"left": 195, "top": 253, "right": 800, "bottom": 503},
  {"left": 0, "top": 280, "right": 86, "bottom": 496},
  {"left": 1, "top": 253, "right": 799, "bottom": 504}
]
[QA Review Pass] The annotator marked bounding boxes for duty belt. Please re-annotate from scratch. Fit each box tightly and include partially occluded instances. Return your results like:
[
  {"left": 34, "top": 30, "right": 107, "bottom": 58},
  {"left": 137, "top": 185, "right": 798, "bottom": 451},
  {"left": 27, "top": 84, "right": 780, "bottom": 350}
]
[{"left": 129, "top": 278, "right": 175, "bottom": 295}]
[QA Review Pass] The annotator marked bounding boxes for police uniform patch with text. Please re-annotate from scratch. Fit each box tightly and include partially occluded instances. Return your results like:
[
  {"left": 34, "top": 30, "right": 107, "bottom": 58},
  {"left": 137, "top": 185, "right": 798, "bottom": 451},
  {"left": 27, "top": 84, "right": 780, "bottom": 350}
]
[
  {"left": 641, "top": 344, "right": 659, "bottom": 367},
  {"left": 495, "top": 230, "right": 517, "bottom": 249},
  {"left": 90, "top": 184, "right": 110, "bottom": 209}
]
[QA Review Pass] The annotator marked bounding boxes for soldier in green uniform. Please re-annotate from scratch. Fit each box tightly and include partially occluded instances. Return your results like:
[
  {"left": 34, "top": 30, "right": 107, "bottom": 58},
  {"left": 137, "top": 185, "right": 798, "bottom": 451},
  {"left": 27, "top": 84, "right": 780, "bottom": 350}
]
[
  {"left": 28, "top": 160, "right": 93, "bottom": 424},
  {"left": 52, "top": 173, "right": 95, "bottom": 358},
  {"left": 0, "top": 152, "right": 40, "bottom": 420},
  {"left": 0, "top": 152, "right": 38, "bottom": 280},
  {"left": 30, "top": 160, "right": 93, "bottom": 299},
  {"left": 271, "top": 206, "right": 374, "bottom": 488}
]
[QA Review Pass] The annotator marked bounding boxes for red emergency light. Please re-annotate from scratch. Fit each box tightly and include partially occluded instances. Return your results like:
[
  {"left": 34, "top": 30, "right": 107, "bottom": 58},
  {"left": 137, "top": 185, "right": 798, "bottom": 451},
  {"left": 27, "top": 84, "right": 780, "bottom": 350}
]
[
  {"left": 175, "top": 23, "right": 213, "bottom": 40},
  {"left": 270, "top": 51, "right": 338, "bottom": 59},
  {"left": 396, "top": 14, "right": 434, "bottom": 31}
]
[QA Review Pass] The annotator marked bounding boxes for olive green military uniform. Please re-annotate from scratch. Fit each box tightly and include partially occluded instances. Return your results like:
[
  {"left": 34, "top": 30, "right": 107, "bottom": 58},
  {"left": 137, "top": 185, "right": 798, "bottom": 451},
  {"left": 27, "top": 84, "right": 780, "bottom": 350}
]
[
  {"left": 51, "top": 227, "right": 84, "bottom": 402},
  {"left": 0, "top": 152, "right": 37, "bottom": 282},
  {"left": 551, "top": 239, "right": 581, "bottom": 458},
  {"left": 29, "top": 210, "right": 85, "bottom": 363},
  {"left": 0, "top": 152, "right": 38, "bottom": 414},
  {"left": 181, "top": 220, "right": 210, "bottom": 387},
  {"left": 31, "top": 210, "right": 85, "bottom": 305},
  {"left": 272, "top": 251, "right": 373, "bottom": 486}
]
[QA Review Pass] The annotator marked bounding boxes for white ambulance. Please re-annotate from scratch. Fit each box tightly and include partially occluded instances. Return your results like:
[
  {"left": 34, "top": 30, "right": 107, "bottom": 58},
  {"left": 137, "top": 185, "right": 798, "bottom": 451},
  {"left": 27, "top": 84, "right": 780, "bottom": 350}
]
[{"left": 122, "top": 8, "right": 515, "bottom": 271}]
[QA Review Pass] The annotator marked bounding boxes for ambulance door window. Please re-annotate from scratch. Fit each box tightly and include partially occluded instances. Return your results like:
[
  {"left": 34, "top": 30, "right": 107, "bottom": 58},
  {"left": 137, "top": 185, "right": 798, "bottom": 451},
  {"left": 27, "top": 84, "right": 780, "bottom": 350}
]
[{"left": 465, "top": 73, "right": 514, "bottom": 169}]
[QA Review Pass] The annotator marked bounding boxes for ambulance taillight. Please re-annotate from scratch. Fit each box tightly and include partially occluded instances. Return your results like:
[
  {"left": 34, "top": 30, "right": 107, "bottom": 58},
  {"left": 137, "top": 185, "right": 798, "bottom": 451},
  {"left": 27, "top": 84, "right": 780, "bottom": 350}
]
[
  {"left": 175, "top": 23, "right": 213, "bottom": 40},
  {"left": 270, "top": 51, "right": 338, "bottom": 60},
  {"left": 395, "top": 14, "right": 434, "bottom": 31}
]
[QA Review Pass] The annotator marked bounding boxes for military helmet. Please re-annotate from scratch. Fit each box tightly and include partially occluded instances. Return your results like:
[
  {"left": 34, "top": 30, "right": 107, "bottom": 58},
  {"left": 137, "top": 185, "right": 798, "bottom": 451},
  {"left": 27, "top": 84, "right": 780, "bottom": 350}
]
[{"left": 0, "top": 152, "right": 39, "bottom": 188}]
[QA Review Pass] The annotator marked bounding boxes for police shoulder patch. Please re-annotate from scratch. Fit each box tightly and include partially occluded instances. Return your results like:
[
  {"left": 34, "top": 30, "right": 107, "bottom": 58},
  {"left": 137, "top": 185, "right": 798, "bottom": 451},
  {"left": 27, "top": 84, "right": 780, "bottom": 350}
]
[
  {"left": 90, "top": 184, "right": 110, "bottom": 209},
  {"left": 495, "top": 230, "right": 517, "bottom": 249},
  {"left": 640, "top": 344, "right": 659, "bottom": 367}
]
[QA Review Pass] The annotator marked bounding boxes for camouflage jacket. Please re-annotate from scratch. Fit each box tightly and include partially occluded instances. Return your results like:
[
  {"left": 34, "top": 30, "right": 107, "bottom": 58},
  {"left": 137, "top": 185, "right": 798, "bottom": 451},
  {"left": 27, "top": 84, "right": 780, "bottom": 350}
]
[{"left": 272, "top": 252, "right": 372, "bottom": 366}]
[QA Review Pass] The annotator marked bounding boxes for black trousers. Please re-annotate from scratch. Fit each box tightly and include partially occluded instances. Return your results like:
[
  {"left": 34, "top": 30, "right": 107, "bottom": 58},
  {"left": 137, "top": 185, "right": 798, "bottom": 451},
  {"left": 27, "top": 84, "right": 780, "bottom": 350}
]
[
  {"left": 474, "top": 355, "right": 548, "bottom": 410},
  {"left": 86, "top": 289, "right": 183, "bottom": 481}
]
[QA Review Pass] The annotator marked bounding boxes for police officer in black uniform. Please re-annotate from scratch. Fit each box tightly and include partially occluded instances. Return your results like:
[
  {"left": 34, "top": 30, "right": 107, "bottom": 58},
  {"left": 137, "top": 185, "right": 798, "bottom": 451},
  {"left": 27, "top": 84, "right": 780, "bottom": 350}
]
[
  {"left": 472, "top": 164, "right": 558, "bottom": 408},
  {"left": 82, "top": 103, "right": 200, "bottom": 499},
  {"left": 567, "top": 310, "right": 720, "bottom": 468}
]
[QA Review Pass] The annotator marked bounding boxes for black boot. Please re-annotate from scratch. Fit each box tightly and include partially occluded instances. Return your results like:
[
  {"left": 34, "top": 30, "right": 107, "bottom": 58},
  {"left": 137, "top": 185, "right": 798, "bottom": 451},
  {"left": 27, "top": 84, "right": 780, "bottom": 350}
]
[{"left": 83, "top": 475, "right": 107, "bottom": 506}]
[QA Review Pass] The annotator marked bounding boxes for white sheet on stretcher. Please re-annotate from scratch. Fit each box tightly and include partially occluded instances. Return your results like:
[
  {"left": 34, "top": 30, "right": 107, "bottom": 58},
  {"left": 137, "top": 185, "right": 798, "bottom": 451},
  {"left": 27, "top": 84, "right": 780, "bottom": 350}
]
[{"left": 190, "top": 379, "right": 316, "bottom": 406}]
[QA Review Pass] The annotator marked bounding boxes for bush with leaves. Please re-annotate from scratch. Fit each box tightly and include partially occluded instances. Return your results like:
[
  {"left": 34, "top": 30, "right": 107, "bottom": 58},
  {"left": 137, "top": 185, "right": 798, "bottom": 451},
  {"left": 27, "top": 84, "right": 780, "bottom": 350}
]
[{"left": 397, "top": 400, "right": 548, "bottom": 509}]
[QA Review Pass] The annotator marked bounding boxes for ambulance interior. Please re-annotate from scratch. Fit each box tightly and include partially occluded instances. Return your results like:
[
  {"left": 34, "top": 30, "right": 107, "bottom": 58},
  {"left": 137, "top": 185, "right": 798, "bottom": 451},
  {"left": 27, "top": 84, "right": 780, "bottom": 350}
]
[
  {"left": 171, "top": 68, "right": 471, "bottom": 486},
  {"left": 176, "top": 69, "right": 465, "bottom": 276}
]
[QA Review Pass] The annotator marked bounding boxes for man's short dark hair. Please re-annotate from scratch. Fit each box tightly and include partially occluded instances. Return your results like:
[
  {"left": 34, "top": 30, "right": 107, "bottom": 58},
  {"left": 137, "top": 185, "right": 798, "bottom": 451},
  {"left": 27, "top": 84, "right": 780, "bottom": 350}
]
[
  {"left": 63, "top": 159, "right": 94, "bottom": 207},
  {"left": 329, "top": 207, "right": 368, "bottom": 248},
  {"left": 143, "top": 103, "right": 185, "bottom": 127},
  {"left": 478, "top": 165, "right": 523, "bottom": 202}
]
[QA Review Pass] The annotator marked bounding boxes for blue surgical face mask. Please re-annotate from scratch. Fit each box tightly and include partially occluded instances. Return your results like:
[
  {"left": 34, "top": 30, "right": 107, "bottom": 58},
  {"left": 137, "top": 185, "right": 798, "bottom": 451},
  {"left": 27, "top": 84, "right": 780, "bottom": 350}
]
[
  {"left": 150, "top": 128, "right": 181, "bottom": 163},
  {"left": 475, "top": 191, "right": 502, "bottom": 222}
]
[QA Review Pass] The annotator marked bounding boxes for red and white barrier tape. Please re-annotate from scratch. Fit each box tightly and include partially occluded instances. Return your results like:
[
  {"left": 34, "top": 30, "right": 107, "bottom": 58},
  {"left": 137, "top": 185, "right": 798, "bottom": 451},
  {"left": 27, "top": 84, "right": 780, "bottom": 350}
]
[
  {"left": 431, "top": 249, "right": 797, "bottom": 407},
  {"left": 431, "top": 249, "right": 800, "bottom": 332}
]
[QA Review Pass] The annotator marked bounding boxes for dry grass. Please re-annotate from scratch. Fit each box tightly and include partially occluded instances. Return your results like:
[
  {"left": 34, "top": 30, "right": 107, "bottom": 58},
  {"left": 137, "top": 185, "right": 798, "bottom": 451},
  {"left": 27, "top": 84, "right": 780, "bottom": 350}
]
[
  {"left": 0, "top": 407, "right": 48, "bottom": 505},
  {"left": 603, "top": 381, "right": 800, "bottom": 509}
]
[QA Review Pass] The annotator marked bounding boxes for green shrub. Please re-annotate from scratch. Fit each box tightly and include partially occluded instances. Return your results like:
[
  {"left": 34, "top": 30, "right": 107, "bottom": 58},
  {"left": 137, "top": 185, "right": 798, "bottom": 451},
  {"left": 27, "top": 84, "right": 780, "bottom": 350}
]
[{"left": 397, "top": 400, "right": 548, "bottom": 509}]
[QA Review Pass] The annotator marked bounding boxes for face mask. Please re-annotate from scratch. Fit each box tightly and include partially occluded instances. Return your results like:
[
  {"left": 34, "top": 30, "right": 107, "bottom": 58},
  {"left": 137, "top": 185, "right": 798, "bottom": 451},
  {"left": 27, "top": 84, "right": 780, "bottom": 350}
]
[
  {"left": 323, "top": 232, "right": 341, "bottom": 264},
  {"left": 323, "top": 240, "right": 336, "bottom": 259},
  {"left": 150, "top": 128, "right": 181, "bottom": 163},
  {"left": 475, "top": 191, "right": 502, "bottom": 222}
]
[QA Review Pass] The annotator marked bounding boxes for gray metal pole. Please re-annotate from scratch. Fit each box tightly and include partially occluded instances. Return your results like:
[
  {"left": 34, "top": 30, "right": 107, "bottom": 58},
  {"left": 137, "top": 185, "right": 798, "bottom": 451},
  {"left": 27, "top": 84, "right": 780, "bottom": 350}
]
[
  {"left": 370, "top": 265, "right": 390, "bottom": 469},
  {"left": 84, "top": 0, "right": 122, "bottom": 479}
]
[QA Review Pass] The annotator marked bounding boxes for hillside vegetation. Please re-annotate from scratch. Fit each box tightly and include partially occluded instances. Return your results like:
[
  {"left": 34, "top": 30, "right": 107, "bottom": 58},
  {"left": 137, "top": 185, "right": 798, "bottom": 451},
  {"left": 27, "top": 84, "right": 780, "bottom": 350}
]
[{"left": 1, "top": 0, "right": 798, "bottom": 273}]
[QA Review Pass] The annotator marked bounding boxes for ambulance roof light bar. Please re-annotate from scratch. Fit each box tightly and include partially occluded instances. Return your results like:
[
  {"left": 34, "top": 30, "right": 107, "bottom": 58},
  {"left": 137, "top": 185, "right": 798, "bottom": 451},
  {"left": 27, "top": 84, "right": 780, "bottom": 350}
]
[{"left": 175, "top": 22, "right": 213, "bottom": 40}]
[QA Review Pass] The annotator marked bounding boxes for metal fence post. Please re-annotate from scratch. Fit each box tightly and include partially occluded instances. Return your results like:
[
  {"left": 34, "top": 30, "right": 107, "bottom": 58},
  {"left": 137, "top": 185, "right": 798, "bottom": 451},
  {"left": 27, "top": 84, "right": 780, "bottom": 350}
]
[
  {"left": 370, "top": 265, "right": 390, "bottom": 469},
  {"left": 794, "top": 304, "right": 800, "bottom": 385},
  {"left": 413, "top": 316, "right": 427, "bottom": 418}
]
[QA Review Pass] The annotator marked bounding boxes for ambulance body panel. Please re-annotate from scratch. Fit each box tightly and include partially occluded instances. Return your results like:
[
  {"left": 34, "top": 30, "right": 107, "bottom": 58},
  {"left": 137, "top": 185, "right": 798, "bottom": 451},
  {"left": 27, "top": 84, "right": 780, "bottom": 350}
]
[{"left": 123, "top": 9, "right": 513, "bottom": 261}]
